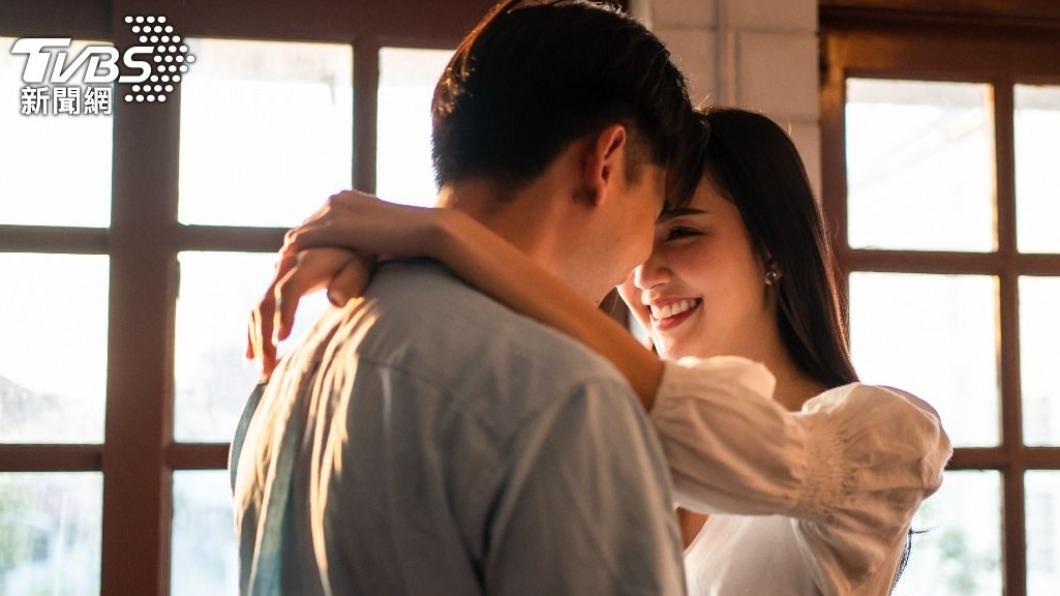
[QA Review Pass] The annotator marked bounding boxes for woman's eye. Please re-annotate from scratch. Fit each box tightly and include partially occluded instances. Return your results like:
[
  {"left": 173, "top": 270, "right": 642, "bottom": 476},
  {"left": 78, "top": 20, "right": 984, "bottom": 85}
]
[{"left": 665, "top": 227, "right": 700, "bottom": 241}]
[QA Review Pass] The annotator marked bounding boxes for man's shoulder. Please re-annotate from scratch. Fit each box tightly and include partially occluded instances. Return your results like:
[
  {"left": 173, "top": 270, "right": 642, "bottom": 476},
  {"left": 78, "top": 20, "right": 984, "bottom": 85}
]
[
  {"left": 343, "top": 260, "right": 634, "bottom": 419},
  {"left": 365, "top": 260, "right": 620, "bottom": 372}
]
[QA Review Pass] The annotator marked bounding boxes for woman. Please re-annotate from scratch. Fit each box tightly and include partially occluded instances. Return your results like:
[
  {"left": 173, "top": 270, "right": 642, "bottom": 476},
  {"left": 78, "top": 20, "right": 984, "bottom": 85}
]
[{"left": 249, "top": 108, "right": 952, "bottom": 594}]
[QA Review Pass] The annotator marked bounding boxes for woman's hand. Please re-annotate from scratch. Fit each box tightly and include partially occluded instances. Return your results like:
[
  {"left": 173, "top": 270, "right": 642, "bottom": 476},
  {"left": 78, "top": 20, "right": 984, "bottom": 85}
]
[
  {"left": 281, "top": 189, "right": 447, "bottom": 264},
  {"left": 246, "top": 247, "right": 371, "bottom": 380},
  {"left": 247, "top": 189, "right": 449, "bottom": 380}
]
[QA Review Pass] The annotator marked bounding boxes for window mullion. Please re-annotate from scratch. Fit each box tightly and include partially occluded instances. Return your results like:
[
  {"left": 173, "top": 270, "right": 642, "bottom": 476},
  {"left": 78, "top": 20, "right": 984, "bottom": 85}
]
[
  {"left": 993, "top": 73, "right": 1028, "bottom": 596},
  {"left": 353, "top": 36, "right": 380, "bottom": 193},
  {"left": 101, "top": 2, "right": 181, "bottom": 595}
]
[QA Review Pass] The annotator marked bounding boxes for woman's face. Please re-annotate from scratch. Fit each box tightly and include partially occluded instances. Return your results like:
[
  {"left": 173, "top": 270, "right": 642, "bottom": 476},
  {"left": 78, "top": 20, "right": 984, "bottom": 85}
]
[{"left": 619, "top": 175, "right": 775, "bottom": 360}]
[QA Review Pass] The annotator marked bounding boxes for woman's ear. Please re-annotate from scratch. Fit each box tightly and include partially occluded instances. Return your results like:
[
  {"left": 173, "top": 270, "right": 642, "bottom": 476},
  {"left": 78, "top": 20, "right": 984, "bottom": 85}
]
[
  {"left": 760, "top": 250, "right": 784, "bottom": 287},
  {"left": 581, "top": 124, "right": 628, "bottom": 206}
]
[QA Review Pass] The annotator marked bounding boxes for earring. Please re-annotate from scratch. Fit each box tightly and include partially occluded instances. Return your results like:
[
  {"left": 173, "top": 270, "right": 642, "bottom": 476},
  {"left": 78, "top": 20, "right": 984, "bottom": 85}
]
[{"left": 765, "top": 268, "right": 782, "bottom": 286}]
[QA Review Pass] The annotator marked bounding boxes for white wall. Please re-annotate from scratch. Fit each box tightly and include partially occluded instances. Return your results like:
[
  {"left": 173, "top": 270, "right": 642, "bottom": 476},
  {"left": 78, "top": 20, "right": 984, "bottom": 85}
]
[{"left": 633, "top": 0, "right": 823, "bottom": 200}]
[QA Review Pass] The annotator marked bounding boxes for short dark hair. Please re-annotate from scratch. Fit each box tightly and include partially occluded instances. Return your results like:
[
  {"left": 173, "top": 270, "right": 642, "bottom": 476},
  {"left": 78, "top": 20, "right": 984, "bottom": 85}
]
[{"left": 431, "top": 0, "right": 705, "bottom": 206}]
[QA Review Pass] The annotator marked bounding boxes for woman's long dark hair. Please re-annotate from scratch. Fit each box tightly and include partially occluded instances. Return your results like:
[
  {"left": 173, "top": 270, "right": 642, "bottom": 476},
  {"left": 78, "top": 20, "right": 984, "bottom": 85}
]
[
  {"left": 696, "top": 108, "right": 914, "bottom": 589},
  {"left": 698, "top": 108, "right": 858, "bottom": 388}
]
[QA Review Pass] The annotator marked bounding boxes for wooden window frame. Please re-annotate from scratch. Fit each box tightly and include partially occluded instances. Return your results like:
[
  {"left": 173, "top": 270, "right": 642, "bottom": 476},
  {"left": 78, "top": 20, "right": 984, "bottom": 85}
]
[
  {"left": 0, "top": 1, "right": 499, "bottom": 594},
  {"left": 820, "top": 3, "right": 1060, "bottom": 594}
]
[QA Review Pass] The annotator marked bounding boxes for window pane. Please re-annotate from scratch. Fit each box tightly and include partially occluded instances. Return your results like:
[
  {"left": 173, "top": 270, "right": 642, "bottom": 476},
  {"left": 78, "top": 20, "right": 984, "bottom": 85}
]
[
  {"left": 845, "top": 79, "right": 996, "bottom": 252},
  {"left": 171, "top": 470, "right": 237, "bottom": 596},
  {"left": 1027, "top": 471, "right": 1060, "bottom": 595},
  {"left": 1021, "top": 276, "right": 1060, "bottom": 446},
  {"left": 0, "top": 38, "right": 112, "bottom": 227},
  {"left": 179, "top": 39, "right": 352, "bottom": 227},
  {"left": 0, "top": 472, "right": 102, "bottom": 595},
  {"left": 849, "top": 272, "right": 999, "bottom": 447},
  {"left": 0, "top": 254, "right": 108, "bottom": 443},
  {"left": 1015, "top": 85, "right": 1060, "bottom": 253},
  {"left": 174, "top": 252, "right": 329, "bottom": 442},
  {"left": 893, "top": 470, "right": 1002, "bottom": 595},
  {"left": 376, "top": 47, "right": 453, "bottom": 207}
]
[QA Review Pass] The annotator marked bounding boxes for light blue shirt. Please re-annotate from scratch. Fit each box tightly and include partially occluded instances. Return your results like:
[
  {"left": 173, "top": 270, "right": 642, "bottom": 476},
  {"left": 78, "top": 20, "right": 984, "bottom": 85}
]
[{"left": 230, "top": 260, "right": 686, "bottom": 596}]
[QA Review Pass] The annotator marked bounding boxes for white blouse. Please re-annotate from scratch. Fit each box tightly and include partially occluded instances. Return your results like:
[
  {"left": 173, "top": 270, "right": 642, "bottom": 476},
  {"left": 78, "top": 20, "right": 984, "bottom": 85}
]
[{"left": 650, "top": 356, "right": 953, "bottom": 595}]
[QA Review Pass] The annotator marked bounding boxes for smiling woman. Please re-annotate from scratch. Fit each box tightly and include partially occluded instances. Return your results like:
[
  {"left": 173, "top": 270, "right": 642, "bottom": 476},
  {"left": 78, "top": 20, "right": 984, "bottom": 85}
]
[{"left": 623, "top": 109, "right": 857, "bottom": 395}]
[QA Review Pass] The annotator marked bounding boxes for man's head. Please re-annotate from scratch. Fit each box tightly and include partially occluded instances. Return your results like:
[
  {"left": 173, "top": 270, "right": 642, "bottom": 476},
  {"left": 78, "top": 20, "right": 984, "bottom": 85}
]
[{"left": 431, "top": 0, "right": 705, "bottom": 302}]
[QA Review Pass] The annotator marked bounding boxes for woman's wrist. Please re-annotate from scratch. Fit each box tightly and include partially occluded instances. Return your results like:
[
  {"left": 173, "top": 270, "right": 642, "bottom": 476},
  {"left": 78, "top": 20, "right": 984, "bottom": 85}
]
[{"left": 429, "top": 208, "right": 468, "bottom": 261}]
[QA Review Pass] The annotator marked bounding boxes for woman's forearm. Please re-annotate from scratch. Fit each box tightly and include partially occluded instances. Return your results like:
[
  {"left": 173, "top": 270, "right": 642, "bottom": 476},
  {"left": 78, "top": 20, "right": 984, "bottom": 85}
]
[{"left": 431, "top": 211, "right": 664, "bottom": 410}]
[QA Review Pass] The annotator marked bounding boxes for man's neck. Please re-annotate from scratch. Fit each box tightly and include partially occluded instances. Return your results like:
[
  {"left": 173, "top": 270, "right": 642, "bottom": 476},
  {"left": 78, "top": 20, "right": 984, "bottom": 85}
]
[
  {"left": 436, "top": 179, "right": 567, "bottom": 278},
  {"left": 435, "top": 178, "right": 608, "bottom": 305}
]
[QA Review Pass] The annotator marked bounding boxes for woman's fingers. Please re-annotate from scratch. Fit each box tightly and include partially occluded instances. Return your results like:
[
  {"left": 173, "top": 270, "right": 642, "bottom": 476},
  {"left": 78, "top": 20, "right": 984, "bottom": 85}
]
[
  {"left": 245, "top": 319, "right": 255, "bottom": 360},
  {"left": 282, "top": 222, "right": 348, "bottom": 255},
  {"left": 327, "top": 253, "right": 375, "bottom": 306},
  {"left": 328, "top": 188, "right": 378, "bottom": 210},
  {"left": 258, "top": 291, "right": 279, "bottom": 375},
  {"left": 274, "top": 247, "right": 358, "bottom": 341},
  {"left": 246, "top": 252, "right": 301, "bottom": 379},
  {"left": 247, "top": 297, "right": 278, "bottom": 380},
  {"left": 282, "top": 191, "right": 357, "bottom": 247},
  {"left": 250, "top": 191, "right": 382, "bottom": 377},
  {"left": 286, "top": 222, "right": 367, "bottom": 256}
]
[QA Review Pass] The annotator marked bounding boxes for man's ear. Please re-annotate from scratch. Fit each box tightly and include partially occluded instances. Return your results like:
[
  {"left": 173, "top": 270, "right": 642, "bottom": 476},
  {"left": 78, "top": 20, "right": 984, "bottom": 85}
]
[{"left": 581, "top": 124, "right": 628, "bottom": 206}]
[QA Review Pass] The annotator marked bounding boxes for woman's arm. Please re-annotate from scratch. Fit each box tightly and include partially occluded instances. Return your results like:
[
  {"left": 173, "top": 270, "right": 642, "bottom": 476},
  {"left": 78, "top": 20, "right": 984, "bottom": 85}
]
[
  {"left": 432, "top": 211, "right": 664, "bottom": 409},
  {"left": 276, "top": 190, "right": 663, "bottom": 409}
]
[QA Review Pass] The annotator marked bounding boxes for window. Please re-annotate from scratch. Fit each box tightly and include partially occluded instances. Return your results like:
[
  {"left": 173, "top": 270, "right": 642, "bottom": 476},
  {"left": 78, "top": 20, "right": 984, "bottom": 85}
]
[
  {"left": 376, "top": 47, "right": 454, "bottom": 207},
  {"left": 177, "top": 39, "right": 354, "bottom": 228},
  {"left": 0, "top": 39, "right": 113, "bottom": 227},
  {"left": 0, "top": 472, "right": 103, "bottom": 595},
  {"left": 822, "top": 4, "right": 1060, "bottom": 594},
  {"left": 0, "top": 2, "right": 479, "bottom": 594}
]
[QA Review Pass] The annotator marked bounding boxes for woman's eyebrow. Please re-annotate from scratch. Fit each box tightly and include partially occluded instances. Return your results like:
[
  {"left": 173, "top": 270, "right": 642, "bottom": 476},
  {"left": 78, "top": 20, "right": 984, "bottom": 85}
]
[{"left": 658, "top": 207, "right": 708, "bottom": 221}]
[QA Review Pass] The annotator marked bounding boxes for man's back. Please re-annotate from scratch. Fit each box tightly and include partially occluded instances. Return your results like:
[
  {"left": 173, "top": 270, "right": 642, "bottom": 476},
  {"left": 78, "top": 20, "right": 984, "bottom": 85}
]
[{"left": 231, "top": 261, "right": 685, "bottom": 596}]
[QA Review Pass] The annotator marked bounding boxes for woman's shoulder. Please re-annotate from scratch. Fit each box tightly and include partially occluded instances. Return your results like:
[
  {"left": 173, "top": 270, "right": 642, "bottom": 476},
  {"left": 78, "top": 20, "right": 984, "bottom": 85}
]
[{"left": 658, "top": 355, "right": 777, "bottom": 403}]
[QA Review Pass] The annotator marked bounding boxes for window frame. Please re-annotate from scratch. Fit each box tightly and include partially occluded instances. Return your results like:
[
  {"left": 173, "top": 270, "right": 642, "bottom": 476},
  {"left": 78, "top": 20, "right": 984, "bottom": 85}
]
[
  {"left": 820, "top": 4, "right": 1060, "bottom": 594},
  {"left": 0, "top": 1, "right": 496, "bottom": 594}
]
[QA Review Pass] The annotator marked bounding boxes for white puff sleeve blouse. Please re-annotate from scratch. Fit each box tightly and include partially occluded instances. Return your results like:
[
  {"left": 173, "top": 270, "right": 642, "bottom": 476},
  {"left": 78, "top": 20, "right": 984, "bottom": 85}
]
[{"left": 649, "top": 356, "right": 953, "bottom": 595}]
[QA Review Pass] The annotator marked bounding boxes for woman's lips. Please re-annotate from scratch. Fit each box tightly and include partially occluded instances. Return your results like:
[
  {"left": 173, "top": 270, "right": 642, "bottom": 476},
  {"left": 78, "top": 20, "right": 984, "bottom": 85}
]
[{"left": 650, "top": 298, "right": 702, "bottom": 332}]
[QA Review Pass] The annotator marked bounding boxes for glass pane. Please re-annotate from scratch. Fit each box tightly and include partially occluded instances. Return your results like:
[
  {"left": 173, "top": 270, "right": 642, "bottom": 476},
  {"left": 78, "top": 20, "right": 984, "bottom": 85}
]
[
  {"left": 1015, "top": 85, "right": 1060, "bottom": 253},
  {"left": 0, "top": 37, "right": 112, "bottom": 227},
  {"left": 377, "top": 47, "right": 453, "bottom": 207},
  {"left": 179, "top": 39, "right": 352, "bottom": 227},
  {"left": 1027, "top": 471, "right": 1060, "bottom": 595},
  {"left": 845, "top": 79, "right": 996, "bottom": 252},
  {"left": 0, "top": 254, "right": 108, "bottom": 443},
  {"left": 0, "top": 472, "right": 102, "bottom": 595},
  {"left": 174, "top": 252, "right": 329, "bottom": 442},
  {"left": 172, "top": 470, "right": 238, "bottom": 596},
  {"left": 1021, "top": 276, "right": 1060, "bottom": 446},
  {"left": 849, "top": 272, "right": 999, "bottom": 447},
  {"left": 893, "top": 470, "right": 1002, "bottom": 595}
]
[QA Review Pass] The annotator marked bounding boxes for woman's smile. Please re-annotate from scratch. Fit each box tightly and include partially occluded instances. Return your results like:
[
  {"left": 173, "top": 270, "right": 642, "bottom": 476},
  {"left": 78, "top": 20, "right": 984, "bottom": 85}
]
[{"left": 648, "top": 297, "right": 703, "bottom": 332}]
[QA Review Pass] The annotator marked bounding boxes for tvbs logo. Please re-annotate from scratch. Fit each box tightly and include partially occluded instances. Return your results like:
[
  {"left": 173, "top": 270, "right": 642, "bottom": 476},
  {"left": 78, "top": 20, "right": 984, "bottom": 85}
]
[{"left": 11, "top": 15, "right": 195, "bottom": 116}]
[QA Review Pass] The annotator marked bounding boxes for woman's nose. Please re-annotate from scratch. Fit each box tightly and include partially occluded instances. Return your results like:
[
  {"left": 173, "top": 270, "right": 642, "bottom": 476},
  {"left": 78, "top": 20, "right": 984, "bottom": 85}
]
[{"left": 633, "top": 252, "right": 670, "bottom": 290}]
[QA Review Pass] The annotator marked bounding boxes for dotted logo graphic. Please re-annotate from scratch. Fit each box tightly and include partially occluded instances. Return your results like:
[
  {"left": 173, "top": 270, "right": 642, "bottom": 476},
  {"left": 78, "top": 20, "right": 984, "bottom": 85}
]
[{"left": 122, "top": 15, "right": 195, "bottom": 103}]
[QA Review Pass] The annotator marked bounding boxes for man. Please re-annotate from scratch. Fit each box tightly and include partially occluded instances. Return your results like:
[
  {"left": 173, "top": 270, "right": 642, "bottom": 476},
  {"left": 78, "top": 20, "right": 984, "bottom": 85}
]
[{"left": 232, "top": 1, "right": 706, "bottom": 594}]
